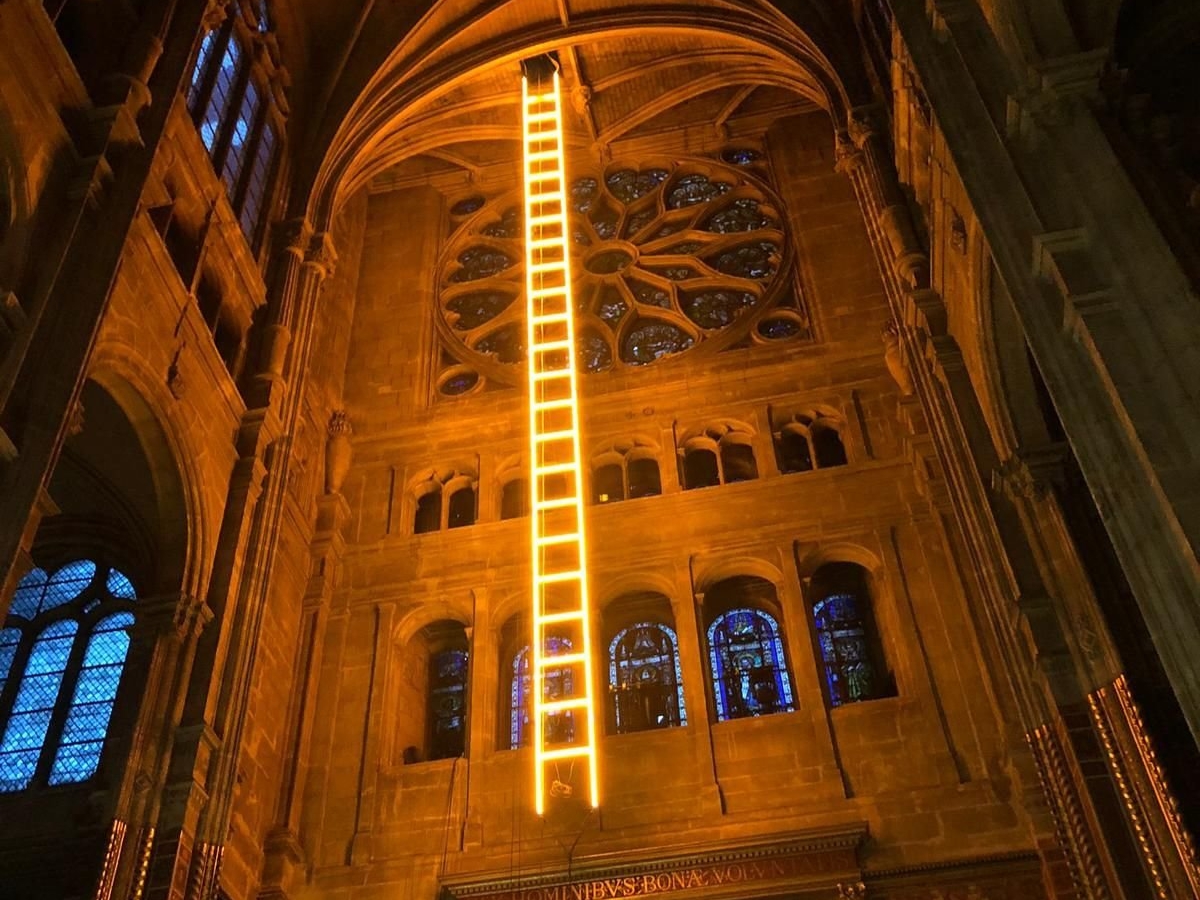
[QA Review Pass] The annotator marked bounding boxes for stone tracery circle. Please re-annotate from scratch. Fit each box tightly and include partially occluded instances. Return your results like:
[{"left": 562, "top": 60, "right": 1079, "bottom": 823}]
[{"left": 436, "top": 157, "right": 797, "bottom": 392}]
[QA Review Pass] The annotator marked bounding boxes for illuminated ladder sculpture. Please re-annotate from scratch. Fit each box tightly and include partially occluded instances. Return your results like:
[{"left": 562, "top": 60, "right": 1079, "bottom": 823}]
[{"left": 521, "top": 57, "right": 599, "bottom": 815}]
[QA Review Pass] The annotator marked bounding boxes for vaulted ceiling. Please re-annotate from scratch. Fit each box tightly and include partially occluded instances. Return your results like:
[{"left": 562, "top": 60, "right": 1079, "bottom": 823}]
[{"left": 265, "top": 0, "right": 868, "bottom": 221}]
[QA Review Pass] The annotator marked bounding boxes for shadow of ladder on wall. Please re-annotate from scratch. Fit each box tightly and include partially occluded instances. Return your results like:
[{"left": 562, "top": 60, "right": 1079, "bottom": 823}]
[{"left": 521, "top": 57, "right": 601, "bottom": 816}]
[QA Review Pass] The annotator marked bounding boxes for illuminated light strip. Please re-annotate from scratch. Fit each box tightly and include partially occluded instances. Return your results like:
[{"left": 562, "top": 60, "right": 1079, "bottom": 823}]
[{"left": 522, "top": 67, "right": 600, "bottom": 815}]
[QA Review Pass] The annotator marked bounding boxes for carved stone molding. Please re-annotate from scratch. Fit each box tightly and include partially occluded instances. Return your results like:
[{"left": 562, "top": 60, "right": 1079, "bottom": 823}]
[
  {"left": 1026, "top": 722, "right": 1111, "bottom": 899},
  {"left": 992, "top": 444, "right": 1067, "bottom": 503},
  {"left": 93, "top": 818, "right": 127, "bottom": 900},
  {"left": 1090, "top": 677, "right": 1200, "bottom": 897}
]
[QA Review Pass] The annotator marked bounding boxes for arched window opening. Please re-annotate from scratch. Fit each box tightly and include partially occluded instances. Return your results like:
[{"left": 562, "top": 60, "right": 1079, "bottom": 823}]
[
  {"left": 593, "top": 463, "right": 624, "bottom": 504},
  {"left": 447, "top": 485, "right": 477, "bottom": 529},
  {"left": 704, "top": 577, "right": 795, "bottom": 722},
  {"left": 774, "top": 412, "right": 848, "bottom": 474},
  {"left": 777, "top": 428, "right": 813, "bottom": 473},
  {"left": 720, "top": 442, "right": 758, "bottom": 483},
  {"left": 0, "top": 561, "right": 138, "bottom": 792},
  {"left": 500, "top": 478, "right": 528, "bottom": 520},
  {"left": 627, "top": 457, "right": 662, "bottom": 499},
  {"left": 183, "top": 10, "right": 283, "bottom": 250},
  {"left": 683, "top": 446, "right": 720, "bottom": 489},
  {"left": 414, "top": 490, "right": 441, "bottom": 534},
  {"left": 812, "top": 425, "right": 847, "bottom": 468},
  {"left": 508, "top": 636, "right": 575, "bottom": 750},
  {"left": 427, "top": 643, "right": 469, "bottom": 761},
  {"left": 809, "top": 563, "right": 893, "bottom": 707},
  {"left": 608, "top": 623, "right": 686, "bottom": 734}
]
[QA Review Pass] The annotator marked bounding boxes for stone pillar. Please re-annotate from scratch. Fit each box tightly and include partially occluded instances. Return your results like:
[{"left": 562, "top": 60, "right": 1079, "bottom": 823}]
[
  {"left": 257, "top": 491, "right": 351, "bottom": 900},
  {"left": 893, "top": 0, "right": 1200, "bottom": 749}
]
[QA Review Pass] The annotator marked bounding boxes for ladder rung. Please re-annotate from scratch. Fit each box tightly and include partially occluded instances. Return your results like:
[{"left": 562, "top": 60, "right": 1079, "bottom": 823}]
[
  {"left": 535, "top": 496, "right": 579, "bottom": 510},
  {"left": 529, "top": 288, "right": 568, "bottom": 300},
  {"left": 542, "top": 698, "right": 589, "bottom": 713},
  {"left": 526, "top": 110, "right": 559, "bottom": 122},
  {"left": 537, "top": 610, "right": 584, "bottom": 624},
  {"left": 527, "top": 171, "right": 560, "bottom": 183},
  {"left": 526, "top": 150, "right": 559, "bottom": 162},
  {"left": 529, "top": 237, "right": 563, "bottom": 249},
  {"left": 529, "top": 215, "right": 564, "bottom": 228},
  {"left": 531, "top": 369, "right": 571, "bottom": 382},
  {"left": 528, "top": 91, "right": 556, "bottom": 104},
  {"left": 530, "top": 261, "right": 566, "bottom": 273},
  {"left": 528, "top": 191, "right": 566, "bottom": 204},
  {"left": 540, "top": 746, "right": 592, "bottom": 761},
  {"left": 534, "top": 398, "right": 573, "bottom": 411},
  {"left": 536, "top": 533, "right": 580, "bottom": 547},
  {"left": 537, "top": 571, "right": 583, "bottom": 585},
  {"left": 534, "top": 430, "right": 574, "bottom": 445},
  {"left": 536, "top": 652, "right": 586, "bottom": 668},
  {"left": 533, "top": 340, "right": 571, "bottom": 353},
  {"left": 534, "top": 463, "right": 575, "bottom": 477}
]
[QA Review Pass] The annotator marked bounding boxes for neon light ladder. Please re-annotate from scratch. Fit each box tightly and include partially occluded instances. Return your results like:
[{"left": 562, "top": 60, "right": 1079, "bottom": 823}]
[{"left": 521, "top": 59, "right": 599, "bottom": 815}]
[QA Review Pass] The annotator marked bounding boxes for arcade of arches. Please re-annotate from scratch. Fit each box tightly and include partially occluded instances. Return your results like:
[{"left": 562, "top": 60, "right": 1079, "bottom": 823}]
[{"left": 0, "top": 1, "right": 1199, "bottom": 899}]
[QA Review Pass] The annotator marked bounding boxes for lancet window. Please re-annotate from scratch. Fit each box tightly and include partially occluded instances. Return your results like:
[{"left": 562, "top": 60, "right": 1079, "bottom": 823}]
[
  {"left": 703, "top": 577, "right": 795, "bottom": 722},
  {"left": 808, "top": 563, "right": 893, "bottom": 707},
  {"left": 185, "top": 1, "right": 282, "bottom": 249},
  {"left": 509, "top": 637, "right": 575, "bottom": 749},
  {"left": 0, "top": 561, "right": 137, "bottom": 792},
  {"left": 427, "top": 644, "right": 469, "bottom": 760},
  {"left": 608, "top": 623, "right": 686, "bottom": 734}
]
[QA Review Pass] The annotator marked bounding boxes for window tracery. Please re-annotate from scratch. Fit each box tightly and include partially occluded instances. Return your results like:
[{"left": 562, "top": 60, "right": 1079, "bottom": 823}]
[
  {"left": 435, "top": 158, "right": 808, "bottom": 395},
  {"left": 0, "top": 561, "right": 137, "bottom": 792}
]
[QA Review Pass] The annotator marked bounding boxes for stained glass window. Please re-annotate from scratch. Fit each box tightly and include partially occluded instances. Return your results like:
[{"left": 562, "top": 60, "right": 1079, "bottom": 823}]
[
  {"left": 187, "top": 30, "right": 219, "bottom": 113},
  {"left": 436, "top": 158, "right": 799, "bottom": 391},
  {"left": 810, "top": 564, "right": 890, "bottom": 707},
  {"left": 0, "top": 562, "right": 137, "bottom": 792},
  {"left": 608, "top": 623, "right": 686, "bottom": 734},
  {"left": 428, "top": 648, "right": 468, "bottom": 760},
  {"left": 221, "top": 81, "right": 261, "bottom": 197},
  {"left": 238, "top": 123, "right": 276, "bottom": 240},
  {"left": 510, "top": 637, "right": 574, "bottom": 749},
  {"left": 199, "top": 38, "right": 241, "bottom": 153},
  {"left": 707, "top": 608, "right": 795, "bottom": 721}
]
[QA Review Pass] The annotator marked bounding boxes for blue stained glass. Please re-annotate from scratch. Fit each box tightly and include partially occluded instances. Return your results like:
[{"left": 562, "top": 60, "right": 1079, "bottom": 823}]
[
  {"left": 106, "top": 569, "right": 135, "bottom": 600},
  {"left": 510, "top": 637, "right": 574, "bottom": 749},
  {"left": 222, "top": 81, "right": 261, "bottom": 197},
  {"left": 49, "top": 614, "right": 132, "bottom": 785},
  {"left": 0, "top": 620, "right": 77, "bottom": 792},
  {"left": 428, "top": 648, "right": 468, "bottom": 760},
  {"left": 9, "top": 569, "right": 46, "bottom": 619},
  {"left": 0, "top": 628, "right": 19, "bottom": 689},
  {"left": 200, "top": 39, "right": 242, "bottom": 153},
  {"left": 813, "top": 593, "right": 878, "bottom": 706},
  {"left": 707, "top": 608, "right": 795, "bottom": 721},
  {"left": 187, "top": 30, "right": 218, "bottom": 113},
  {"left": 608, "top": 623, "right": 687, "bottom": 733},
  {"left": 238, "top": 123, "right": 276, "bottom": 240}
]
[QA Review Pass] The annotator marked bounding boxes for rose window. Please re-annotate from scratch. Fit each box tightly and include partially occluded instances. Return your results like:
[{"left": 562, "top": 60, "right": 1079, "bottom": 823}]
[{"left": 435, "top": 158, "right": 807, "bottom": 395}]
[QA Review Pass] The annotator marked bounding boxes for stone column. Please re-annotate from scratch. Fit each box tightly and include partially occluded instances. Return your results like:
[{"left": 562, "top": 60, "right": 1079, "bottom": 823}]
[
  {"left": 257, "top": 489, "right": 352, "bottom": 900},
  {"left": 893, "top": 0, "right": 1200, "bottom": 748}
]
